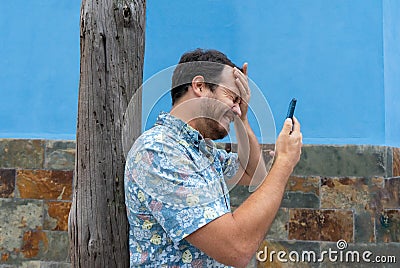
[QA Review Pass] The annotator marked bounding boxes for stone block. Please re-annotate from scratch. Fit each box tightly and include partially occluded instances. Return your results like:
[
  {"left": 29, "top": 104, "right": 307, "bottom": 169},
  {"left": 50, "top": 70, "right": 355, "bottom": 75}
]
[
  {"left": 370, "top": 177, "right": 400, "bottom": 213},
  {"left": 231, "top": 176, "right": 321, "bottom": 209},
  {"left": 282, "top": 176, "right": 320, "bottom": 208},
  {"left": 229, "top": 185, "right": 251, "bottom": 207},
  {"left": 20, "top": 262, "right": 41, "bottom": 268},
  {"left": 0, "top": 265, "right": 17, "bottom": 268},
  {"left": 0, "top": 262, "right": 69, "bottom": 268},
  {"left": 382, "top": 177, "right": 400, "bottom": 208},
  {"left": 217, "top": 143, "right": 275, "bottom": 172},
  {"left": 266, "top": 208, "right": 289, "bottom": 240},
  {"left": 0, "top": 199, "right": 44, "bottom": 263},
  {"left": 44, "top": 202, "right": 72, "bottom": 231},
  {"left": 16, "top": 170, "right": 72, "bottom": 200},
  {"left": 0, "top": 262, "right": 41, "bottom": 268},
  {"left": 38, "top": 231, "right": 70, "bottom": 262},
  {"left": 44, "top": 141, "right": 75, "bottom": 170},
  {"left": 321, "top": 177, "right": 384, "bottom": 210},
  {"left": 0, "top": 169, "right": 15, "bottom": 198},
  {"left": 38, "top": 262, "right": 71, "bottom": 268},
  {"left": 354, "top": 211, "right": 375, "bottom": 243},
  {"left": 20, "top": 229, "right": 49, "bottom": 259},
  {"left": 294, "top": 145, "right": 392, "bottom": 177},
  {"left": 282, "top": 192, "right": 320, "bottom": 209},
  {"left": 0, "top": 139, "right": 44, "bottom": 169},
  {"left": 261, "top": 144, "right": 276, "bottom": 172},
  {"left": 0, "top": 230, "right": 69, "bottom": 266},
  {"left": 288, "top": 209, "right": 353, "bottom": 242},
  {"left": 286, "top": 176, "right": 320, "bottom": 195},
  {"left": 376, "top": 209, "right": 400, "bottom": 243},
  {"left": 393, "top": 148, "right": 400, "bottom": 177}
]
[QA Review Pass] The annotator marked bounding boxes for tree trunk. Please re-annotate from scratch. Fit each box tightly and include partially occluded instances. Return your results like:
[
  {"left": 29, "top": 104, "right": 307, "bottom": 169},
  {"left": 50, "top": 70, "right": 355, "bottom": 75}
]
[{"left": 68, "top": 0, "right": 145, "bottom": 267}]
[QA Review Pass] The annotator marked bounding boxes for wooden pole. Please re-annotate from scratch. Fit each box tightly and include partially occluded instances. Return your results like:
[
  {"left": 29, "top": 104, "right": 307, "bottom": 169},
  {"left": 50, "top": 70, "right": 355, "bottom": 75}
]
[{"left": 68, "top": 0, "right": 145, "bottom": 267}]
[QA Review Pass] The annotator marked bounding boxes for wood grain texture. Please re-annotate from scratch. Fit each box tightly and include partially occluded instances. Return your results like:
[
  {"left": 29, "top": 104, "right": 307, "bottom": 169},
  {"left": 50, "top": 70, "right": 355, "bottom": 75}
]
[{"left": 68, "top": 0, "right": 145, "bottom": 267}]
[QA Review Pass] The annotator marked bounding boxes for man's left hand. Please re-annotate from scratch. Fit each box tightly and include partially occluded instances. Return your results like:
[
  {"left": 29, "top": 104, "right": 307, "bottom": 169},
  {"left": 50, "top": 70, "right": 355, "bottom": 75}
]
[{"left": 233, "top": 63, "right": 251, "bottom": 121}]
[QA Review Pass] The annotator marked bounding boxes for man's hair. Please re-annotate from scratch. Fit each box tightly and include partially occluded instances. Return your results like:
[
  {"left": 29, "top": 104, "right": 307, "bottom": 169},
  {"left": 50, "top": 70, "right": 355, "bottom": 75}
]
[{"left": 171, "top": 48, "right": 241, "bottom": 105}]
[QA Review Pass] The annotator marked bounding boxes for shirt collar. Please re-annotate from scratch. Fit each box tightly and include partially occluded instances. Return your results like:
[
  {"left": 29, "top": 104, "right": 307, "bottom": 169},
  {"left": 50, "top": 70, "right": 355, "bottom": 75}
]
[
  {"left": 155, "top": 112, "right": 217, "bottom": 158},
  {"left": 155, "top": 112, "right": 203, "bottom": 145}
]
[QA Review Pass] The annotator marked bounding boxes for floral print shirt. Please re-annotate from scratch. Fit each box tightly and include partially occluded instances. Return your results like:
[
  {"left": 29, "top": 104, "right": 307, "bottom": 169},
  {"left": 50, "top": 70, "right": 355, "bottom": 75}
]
[{"left": 124, "top": 112, "right": 239, "bottom": 267}]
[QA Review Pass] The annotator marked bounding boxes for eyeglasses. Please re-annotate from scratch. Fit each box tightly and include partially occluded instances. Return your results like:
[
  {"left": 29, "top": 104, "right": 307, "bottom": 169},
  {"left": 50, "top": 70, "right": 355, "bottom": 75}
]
[{"left": 218, "top": 85, "right": 241, "bottom": 104}]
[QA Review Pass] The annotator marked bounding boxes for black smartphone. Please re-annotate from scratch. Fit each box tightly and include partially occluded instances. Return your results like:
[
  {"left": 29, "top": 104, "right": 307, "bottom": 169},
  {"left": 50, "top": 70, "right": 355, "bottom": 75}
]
[{"left": 286, "top": 98, "right": 297, "bottom": 119}]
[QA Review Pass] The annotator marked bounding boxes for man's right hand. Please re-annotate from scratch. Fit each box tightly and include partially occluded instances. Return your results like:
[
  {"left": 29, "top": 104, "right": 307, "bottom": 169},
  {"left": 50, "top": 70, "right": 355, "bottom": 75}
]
[
  {"left": 274, "top": 116, "right": 302, "bottom": 172},
  {"left": 185, "top": 116, "right": 303, "bottom": 268}
]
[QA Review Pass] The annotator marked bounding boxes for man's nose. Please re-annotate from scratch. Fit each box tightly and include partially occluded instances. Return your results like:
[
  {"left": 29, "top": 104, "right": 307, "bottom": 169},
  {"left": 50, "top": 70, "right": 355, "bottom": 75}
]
[{"left": 232, "top": 103, "right": 242, "bottom": 118}]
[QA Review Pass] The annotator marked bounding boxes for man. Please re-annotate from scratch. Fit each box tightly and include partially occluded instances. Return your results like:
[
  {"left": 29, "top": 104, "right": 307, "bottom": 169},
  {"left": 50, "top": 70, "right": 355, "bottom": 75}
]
[{"left": 124, "top": 49, "right": 302, "bottom": 267}]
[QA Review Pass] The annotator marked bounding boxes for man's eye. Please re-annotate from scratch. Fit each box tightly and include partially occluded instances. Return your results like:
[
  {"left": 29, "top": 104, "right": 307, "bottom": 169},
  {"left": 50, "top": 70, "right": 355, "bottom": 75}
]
[
  {"left": 233, "top": 96, "right": 241, "bottom": 104},
  {"left": 224, "top": 88, "right": 240, "bottom": 104}
]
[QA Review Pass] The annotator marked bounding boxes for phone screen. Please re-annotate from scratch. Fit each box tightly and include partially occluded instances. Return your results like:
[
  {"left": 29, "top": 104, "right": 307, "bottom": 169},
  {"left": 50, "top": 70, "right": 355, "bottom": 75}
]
[{"left": 286, "top": 98, "right": 297, "bottom": 119}]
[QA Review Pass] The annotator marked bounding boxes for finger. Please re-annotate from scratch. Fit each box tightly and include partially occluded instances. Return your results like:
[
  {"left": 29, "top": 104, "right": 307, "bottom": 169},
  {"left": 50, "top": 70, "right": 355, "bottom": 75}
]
[
  {"left": 282, "top": 118, "right": 293, "bottom": 134},
  {"left": 235, "top": 76, "right": 245, "bottom": 93},
  {"left": 234, "top": 69, "right": 250, "bottom": 96},
  {"left": 291, "top": 116, "right": 301, "bottom": 133},
  {"left": 237, "top": 85, "right": 250, "bottom": 105},
  {"left": 233, "top": 73, "right": 249, "bottom": 98},
  {"left": 234, "top": 68, "right": 246, "bottom": 81},
  {"left": 242, "top": 62, "right": 248, "bottom": 76}
]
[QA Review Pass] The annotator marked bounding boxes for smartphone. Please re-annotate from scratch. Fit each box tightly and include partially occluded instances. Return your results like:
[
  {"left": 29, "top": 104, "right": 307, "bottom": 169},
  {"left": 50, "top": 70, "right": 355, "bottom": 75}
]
[{"left": 286, "top": 98, "right": 297, "bottom": 119}]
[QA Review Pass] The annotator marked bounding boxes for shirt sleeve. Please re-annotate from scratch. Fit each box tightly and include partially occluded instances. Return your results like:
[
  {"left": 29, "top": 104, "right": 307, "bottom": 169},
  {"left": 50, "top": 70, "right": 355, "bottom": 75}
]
[
  {"left": 215, "top": 148, "right": 240, "bottom": 179},
  {"left": 131, "top": 139, "right": 231, "bottom": 244}
]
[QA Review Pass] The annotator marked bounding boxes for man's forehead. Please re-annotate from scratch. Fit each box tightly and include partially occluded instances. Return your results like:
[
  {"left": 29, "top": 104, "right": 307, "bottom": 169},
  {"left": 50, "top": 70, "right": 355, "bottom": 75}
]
[{"left": 218, "top": 65, "right": 240, "bottom": 95}]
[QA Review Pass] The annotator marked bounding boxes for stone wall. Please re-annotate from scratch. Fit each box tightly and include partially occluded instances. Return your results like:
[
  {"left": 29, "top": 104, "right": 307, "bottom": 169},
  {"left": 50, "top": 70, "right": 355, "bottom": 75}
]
[
  {"left": 229, "top": 144, "right": 400, "bottom": 267},
  {"left": 0, "top": 139, "right": 399, "bottom": 267},
  {"left": 0, "top": 139, "right": 74, "bottom": 268}
]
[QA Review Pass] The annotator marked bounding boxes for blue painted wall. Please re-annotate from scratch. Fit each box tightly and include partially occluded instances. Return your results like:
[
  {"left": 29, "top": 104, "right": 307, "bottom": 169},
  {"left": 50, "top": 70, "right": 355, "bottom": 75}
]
[
  {"left": 0, "top": 1, "right": 80, "bottom": 139},
  {"left": 384, "top": 0, "right": 400, "bottom": 147},
  {"left": 0, "top": 1, "right": 399, "bottom": 146}
]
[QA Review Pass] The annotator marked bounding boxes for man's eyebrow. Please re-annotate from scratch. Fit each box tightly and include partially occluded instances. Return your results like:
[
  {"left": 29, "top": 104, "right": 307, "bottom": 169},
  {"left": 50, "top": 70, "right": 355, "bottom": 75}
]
[{"left": 222, "top": 86, "right": 241, "bottom": 100}]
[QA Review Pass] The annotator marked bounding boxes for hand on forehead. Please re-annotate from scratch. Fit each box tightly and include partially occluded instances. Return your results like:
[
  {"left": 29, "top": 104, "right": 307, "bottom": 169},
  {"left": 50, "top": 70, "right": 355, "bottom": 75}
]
[
  {"left": 217, "top": 65, "right": 243, "bottom": 97},
  {"left": 219, "top": 64, "right": 249, "bottom": 101}
]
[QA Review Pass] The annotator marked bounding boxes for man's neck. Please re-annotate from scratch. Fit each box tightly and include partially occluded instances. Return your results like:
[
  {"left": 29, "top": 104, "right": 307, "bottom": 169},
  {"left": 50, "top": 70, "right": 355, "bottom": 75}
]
[{"left": 171, "top": 106, "right": 207, "bottom": 138}]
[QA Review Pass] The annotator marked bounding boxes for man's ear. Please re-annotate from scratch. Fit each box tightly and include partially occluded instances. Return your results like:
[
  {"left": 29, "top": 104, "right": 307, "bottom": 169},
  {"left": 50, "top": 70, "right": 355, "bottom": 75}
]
[{"left": 191, "top": 75, "right": 206, "bottom": 97}]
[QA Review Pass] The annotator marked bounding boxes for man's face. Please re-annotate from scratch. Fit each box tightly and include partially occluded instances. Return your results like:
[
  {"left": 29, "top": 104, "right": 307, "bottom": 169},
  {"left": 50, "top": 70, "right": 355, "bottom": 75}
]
[{"left": 199, "top": 66, "right": 242, "bottom": 140}]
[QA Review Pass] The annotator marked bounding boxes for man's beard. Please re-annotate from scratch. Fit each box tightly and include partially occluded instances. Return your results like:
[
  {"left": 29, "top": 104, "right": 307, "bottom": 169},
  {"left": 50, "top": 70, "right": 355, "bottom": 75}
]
[
  {"left": 197, "top": 117, "right": 229, "bottom": 140},
  {"left": 195, "top": 97, "right": 233, "bottom": 140}
]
